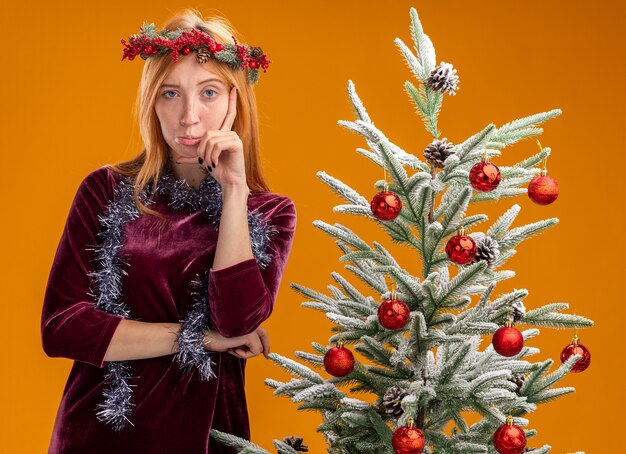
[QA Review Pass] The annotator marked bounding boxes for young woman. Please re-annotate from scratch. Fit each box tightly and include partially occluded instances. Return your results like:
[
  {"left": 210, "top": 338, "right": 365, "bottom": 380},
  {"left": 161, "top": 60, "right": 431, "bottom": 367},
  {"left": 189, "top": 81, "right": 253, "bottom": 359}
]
[{"left": 41, "top": 9, "right": 296, "bottom": 453}]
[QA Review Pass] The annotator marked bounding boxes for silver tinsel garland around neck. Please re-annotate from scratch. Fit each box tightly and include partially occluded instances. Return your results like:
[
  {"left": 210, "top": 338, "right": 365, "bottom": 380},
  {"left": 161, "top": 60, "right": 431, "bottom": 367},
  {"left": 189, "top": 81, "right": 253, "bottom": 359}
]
[{"left": 86, "top": 163, "right": 278, "bottom": 430}]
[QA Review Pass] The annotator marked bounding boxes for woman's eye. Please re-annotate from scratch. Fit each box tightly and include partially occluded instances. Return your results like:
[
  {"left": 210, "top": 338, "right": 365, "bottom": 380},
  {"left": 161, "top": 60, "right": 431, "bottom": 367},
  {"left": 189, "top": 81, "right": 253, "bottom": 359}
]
[
  {"left": 203, "top": 89, "right": 217, "bottom": 97},
  {"left": 163, "top": 90, "right": 177, "bottom": 98}
]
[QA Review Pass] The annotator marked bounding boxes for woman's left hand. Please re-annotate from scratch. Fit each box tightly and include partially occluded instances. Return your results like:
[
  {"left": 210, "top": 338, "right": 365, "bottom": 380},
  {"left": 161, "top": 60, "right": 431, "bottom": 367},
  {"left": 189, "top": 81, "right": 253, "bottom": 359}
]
[
  {"left": 227, "top": 325, "right": 270, "bottom": 360},
  {"left": 176, "top": 86, "right": 247, "bottom": 188}
]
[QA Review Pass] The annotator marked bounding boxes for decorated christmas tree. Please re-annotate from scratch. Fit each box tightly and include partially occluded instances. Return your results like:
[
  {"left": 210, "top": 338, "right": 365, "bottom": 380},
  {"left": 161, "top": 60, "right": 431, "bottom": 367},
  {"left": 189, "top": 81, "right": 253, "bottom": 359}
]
[{"left": 211, "top": 7, "right": 592, "bottom": 454}]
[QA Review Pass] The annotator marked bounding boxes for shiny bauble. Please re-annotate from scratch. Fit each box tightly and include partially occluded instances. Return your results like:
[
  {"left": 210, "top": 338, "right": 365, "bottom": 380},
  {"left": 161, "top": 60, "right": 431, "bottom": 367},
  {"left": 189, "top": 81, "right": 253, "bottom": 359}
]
[
  {"left": 469, "top": 161, "right": 502, "bottom": 192},
  {"left": 378, "top": 299, "right": 411, "bottom": 330},
  {"left": 528, "top": 174, "right": 559, "bottom": 205},
  {"left": 323, "top": 345, "right": 355, "bottom": 377},
  {"left": 560, "top": 339, "right": 591, "bottom": 373},
  {"left": 492, "top": 326, "right": 524, "bottom": 357},
  {"left": 493, "top": 422, "right": 527, "bottom": 454},
  {"left": 391, "top": 425, "right": 425, "bottom": 454},
  {"left": 371, "top": 191, "right": 403, "bottom": 221},
  {"left": 445, "top": 234, "right": 478, "bottom": 265}
]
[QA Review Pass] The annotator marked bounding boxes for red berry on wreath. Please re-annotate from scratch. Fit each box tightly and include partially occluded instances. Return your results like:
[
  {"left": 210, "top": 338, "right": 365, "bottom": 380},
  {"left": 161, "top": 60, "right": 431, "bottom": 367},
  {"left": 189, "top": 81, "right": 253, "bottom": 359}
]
[
  {"left": 469, "top": 156, "right": 501, "bottom": 192},
  {"left": 560, "top": 334, "right": 591, "bottom": 373},
  {"left": 445, "top": 227, "right": 478, "bottom": 265},
  {"left": 493, "top": 416, "right": 527, "bottom": 454},
  {"left": 323, "top": 341, "right": 355, "bottom": 377},
  {"left": 392, "top": 418, "right": 425, "bottom": 454},
  {"left": 144, "top": 45, "right": 153, "bottom": 54},
  {"left": 182, "top": 47, "right": 191, "bottom": 55},
  {"left": 371, "top": 186, "right": 402, "bottom": 221},
  {"left": 249, "top": 60, "right": 259, "bottom": 69},
  {"left": 378, "top": 290, "right": 410, "bottom": 330},
  {"left": 492, "top": 321, "right": 524, "bottom": 357},
  {"left": 216, "top": 43, "right": 225, "bottom": 51}
]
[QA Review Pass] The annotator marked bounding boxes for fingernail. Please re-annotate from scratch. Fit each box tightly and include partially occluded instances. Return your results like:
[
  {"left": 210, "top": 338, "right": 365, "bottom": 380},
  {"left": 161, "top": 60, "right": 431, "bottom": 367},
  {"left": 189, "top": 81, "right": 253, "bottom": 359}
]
[{"left": 198, "top": 156, "right": 203, "bottom": 164}]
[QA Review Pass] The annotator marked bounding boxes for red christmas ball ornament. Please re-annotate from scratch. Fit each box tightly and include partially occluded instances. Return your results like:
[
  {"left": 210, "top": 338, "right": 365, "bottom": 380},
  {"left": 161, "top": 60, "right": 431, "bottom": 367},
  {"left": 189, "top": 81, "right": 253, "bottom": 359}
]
[
  {"left": 216, "top": 43, "right": 225, "bottom": 51},
  {"left": 560, "top": 335, "right": 591, "bottom": 373},
  {"left": 392, "top": 419, "right": 425, "bottom": 454},
  {"left": 445, "top": 227, "right": 478, "bottom": 265},
  {"left": 249, "top": 60, "right": 259, "bottom": 69},
  {"left": 182, "top": 47, "right": 191, "bottom": 55},
  {"left": 323, "top": 342, "right": 355, "bottom": 377},
  {"left": 492, "top": 321, "right": 524, "bottom": 357},
  {"left": 528, "top": 172, "right": 559, "bottom": 205},
  {"left": 469, "top": 158, "right": 502, "bottom": 192},
  {"left": 493, "top": 416, "right": 527, "bottom": 454},
  {"left": 371, "top": 186, "right": 403, "bottom": 221},
  {"left": 378, "top": 290, "right": 410, "bottom": 330}
]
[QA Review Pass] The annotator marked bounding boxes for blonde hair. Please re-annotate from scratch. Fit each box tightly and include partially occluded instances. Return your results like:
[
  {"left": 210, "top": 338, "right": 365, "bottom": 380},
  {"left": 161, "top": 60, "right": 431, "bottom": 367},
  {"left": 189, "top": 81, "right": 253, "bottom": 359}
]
[{"left": 108, "top": 8, "right": 270, "bottom": 219}]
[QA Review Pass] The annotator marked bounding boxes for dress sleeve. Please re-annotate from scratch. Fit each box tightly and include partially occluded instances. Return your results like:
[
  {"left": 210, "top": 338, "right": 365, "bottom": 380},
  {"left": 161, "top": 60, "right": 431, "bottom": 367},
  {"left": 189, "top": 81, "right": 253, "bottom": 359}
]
[
  {"left": 208, "top": 195, "right": 297, "bottom": 337},
  {"left": 41, "top": 167, "right": 124, "bottom": 368}
]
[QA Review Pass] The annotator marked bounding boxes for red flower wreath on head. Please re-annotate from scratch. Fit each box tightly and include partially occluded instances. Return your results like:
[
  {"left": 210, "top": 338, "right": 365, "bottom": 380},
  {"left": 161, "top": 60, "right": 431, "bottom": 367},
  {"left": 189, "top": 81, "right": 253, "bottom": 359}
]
[{"left": 120, "top": 23, "right": 271, "bottom": 84}]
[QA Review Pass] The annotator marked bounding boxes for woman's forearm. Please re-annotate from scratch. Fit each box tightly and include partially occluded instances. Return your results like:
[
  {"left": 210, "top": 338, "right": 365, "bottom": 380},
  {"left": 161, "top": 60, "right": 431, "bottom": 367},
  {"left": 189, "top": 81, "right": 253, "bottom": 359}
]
[
  {"left": 212, "top": 184, "right": 253, "bottom": 270},
  {"left": 103, "top": 319, "right": 258, "bottom": 362},
  {"left": 103, "top": 319, "right": 182, "bottom": 361}
]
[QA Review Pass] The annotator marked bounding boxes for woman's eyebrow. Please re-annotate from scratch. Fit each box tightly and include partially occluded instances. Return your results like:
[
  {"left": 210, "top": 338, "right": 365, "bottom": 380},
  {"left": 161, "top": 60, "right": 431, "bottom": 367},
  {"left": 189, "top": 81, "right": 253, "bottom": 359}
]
[{"left": 161, "top": 78, "right": 225, "bottom": 88}]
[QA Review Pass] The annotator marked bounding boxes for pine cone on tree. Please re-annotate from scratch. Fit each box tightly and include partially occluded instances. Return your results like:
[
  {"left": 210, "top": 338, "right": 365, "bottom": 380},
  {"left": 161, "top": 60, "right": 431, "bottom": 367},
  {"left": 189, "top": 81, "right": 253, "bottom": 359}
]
[
  {"left": 425, "top": 61, "right": 459, "bottom": 95},
  {"left": 512, "top": 300, "right": 526, "bottom": 323},
  {"left": 472, "top": 236, "right": 500, "bottom": 267},
  {"left": 195, "top": 45, "right": 211, "bottom": 64},
  {"left": 508, "top": 373, "right": 526, "bottom": 395},
  {"left": 382, "top": 386, "right": 408, "bottom": 418},
  {"left": 282, "top": 436, "right": 309, "bottom": 452},
  {"left": 424, "top": 138, "right": 455, "bottom": 168}
]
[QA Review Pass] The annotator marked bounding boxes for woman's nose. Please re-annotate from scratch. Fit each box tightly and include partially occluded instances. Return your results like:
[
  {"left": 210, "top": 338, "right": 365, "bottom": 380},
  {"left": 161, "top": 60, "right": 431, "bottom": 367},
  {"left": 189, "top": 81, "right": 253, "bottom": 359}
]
[{"left": 180, "top": 101, "right": 200, "bottom": 126}]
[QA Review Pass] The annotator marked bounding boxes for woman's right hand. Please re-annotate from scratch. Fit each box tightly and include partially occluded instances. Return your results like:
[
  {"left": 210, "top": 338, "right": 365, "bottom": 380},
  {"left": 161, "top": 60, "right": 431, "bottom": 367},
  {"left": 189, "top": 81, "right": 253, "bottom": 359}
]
[{"left": 202, "top": 326, "right": 269, "bottom": 359}]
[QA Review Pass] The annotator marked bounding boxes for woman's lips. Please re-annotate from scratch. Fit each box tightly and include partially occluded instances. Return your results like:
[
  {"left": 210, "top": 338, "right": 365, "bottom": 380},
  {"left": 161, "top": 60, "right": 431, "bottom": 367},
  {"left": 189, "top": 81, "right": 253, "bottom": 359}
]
[{"left": 176, "top": 137, "right": 201, "bottom": 146}]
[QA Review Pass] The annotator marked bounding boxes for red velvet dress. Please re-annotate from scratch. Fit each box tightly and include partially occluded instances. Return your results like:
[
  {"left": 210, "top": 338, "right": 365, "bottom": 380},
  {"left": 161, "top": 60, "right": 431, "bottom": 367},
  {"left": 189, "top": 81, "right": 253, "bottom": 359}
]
[{"left": 41, "top": 166, "right": 297, "bottom": 453}]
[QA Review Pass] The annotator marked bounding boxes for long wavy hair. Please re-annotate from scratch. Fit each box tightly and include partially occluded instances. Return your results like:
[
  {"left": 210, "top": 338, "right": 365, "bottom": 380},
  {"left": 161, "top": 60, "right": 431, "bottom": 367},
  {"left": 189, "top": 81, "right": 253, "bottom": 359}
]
[{"left": 108, "top": 8, "right": 270, "bottom": 219}]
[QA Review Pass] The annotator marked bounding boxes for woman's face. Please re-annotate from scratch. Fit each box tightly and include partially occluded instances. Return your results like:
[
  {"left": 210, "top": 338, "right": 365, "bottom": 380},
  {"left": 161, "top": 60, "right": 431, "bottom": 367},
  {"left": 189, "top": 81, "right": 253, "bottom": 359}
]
[{"left": 154, "top": 56, "right": 231, "bottom": 159}]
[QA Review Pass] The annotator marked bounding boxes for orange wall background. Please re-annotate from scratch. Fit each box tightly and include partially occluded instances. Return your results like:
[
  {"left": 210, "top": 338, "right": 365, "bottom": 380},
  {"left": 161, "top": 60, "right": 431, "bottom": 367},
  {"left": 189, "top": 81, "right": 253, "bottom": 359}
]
[{"left": 2, "top": 0, "right": 624, "bottom": 451}]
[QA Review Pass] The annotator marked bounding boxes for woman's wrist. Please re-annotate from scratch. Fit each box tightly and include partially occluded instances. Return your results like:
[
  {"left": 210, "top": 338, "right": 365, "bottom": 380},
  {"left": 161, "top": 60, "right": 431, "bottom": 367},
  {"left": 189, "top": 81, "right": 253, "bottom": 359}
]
[
  {"left": 203, "top": 329, "right": 218, "bottom": 352},
  {"left": 221, "top": 183, "right": 250, "bottom": 199},
  {"left": 170, "top": 323, "right": 183, "bottom": 353}
]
